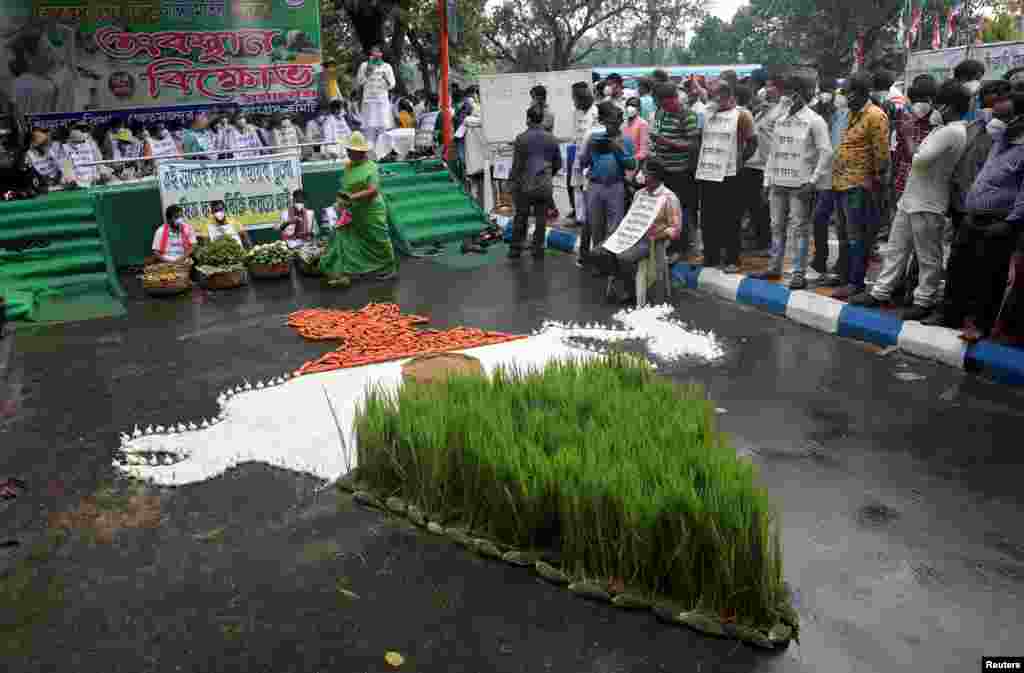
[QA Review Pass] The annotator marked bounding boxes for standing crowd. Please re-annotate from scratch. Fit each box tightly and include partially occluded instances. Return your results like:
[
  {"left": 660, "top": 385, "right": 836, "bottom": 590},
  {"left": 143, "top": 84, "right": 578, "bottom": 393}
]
[{"left": 504, "top": 62, "right": 1024, "bottom": 346}]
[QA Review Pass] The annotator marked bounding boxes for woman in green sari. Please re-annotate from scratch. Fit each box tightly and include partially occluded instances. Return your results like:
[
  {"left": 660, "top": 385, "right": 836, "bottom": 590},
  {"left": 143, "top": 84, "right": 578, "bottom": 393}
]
[{"left": 320, "top": 131, "right": 398, "bottom": 287}]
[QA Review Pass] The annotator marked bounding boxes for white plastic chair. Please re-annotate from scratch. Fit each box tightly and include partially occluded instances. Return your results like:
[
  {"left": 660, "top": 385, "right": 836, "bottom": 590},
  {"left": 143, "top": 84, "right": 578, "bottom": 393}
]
[{"left": 635, "top": 238, "right": 671, "bottom": 307}]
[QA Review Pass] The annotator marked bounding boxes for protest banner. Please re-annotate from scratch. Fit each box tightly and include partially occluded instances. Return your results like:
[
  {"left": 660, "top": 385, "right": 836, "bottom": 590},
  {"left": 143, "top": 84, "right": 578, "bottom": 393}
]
[
  {"left": 157, "top": 152, "right": 302, "bottom": 235},
  {"left": 906, "top": 40, "right": 1024, "bottom": 84},
  {"left": 0, "top": 0, "right": 322, "bottom": 127},
  {"left": 602, "top": 191, "right": 661, "bottom": 255}
]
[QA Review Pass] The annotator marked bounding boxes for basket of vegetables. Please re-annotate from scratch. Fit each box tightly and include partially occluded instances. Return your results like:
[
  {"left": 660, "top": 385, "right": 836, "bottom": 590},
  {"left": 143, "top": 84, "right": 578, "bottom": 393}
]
[
  {"left": 143, "top": 260, "right": 193, "bottom": 296},
  {"left": 193, "top": 238, "right": 247, "bottom": 290},
  {"left": 246, "top": 241, "right": 293, "bottom": 279},
  {"left": 295, "top": 242, "right": 327, "bottom": 277}
]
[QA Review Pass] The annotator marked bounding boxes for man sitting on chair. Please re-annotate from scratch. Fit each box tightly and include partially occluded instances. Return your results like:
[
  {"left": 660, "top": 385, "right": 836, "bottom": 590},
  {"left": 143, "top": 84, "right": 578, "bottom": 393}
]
[{"left": 595, "top": 158, "right": 682, "bottom": 305}]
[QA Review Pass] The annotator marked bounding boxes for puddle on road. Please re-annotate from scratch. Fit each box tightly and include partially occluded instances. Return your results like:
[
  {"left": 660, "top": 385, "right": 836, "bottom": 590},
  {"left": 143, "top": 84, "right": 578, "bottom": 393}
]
[{"left": 856, "top": 501, "right": 901, "bottom": 529}]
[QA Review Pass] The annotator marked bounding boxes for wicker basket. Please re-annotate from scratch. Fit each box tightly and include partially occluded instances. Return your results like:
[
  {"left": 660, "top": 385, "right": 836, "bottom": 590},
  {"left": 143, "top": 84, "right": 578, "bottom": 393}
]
[
  {"left": 248, "top": 262, "right": 292, "bottom": 279},
  {"left": 200, "top": 269, "right": 247, "bottom": 290},
  {"left": 143, "top": 262, "right": 192, "bottom": 296},
  {"left": 144, "top": 280, "right": 192, "bottom": 297}
]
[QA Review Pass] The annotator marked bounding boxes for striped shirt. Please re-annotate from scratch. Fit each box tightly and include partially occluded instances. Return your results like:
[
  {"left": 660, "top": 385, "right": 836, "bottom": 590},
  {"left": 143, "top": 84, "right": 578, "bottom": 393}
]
[{"left": 650, "top": 108, "right": 699, "bottom": 173}]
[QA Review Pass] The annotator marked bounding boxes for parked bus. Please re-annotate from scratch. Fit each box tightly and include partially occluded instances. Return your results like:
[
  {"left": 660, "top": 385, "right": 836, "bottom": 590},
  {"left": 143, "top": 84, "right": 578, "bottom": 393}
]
[{"left": 592, "top": 65, "right": 763, "bottom": 90}]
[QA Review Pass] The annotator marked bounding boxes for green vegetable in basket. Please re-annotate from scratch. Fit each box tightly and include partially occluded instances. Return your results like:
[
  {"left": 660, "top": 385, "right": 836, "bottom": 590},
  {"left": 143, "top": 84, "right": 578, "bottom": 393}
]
[
  {"left": 193, "top": 237, "right": 246, "bottom": 268},
  {"left": 246, "top": 242, "right": 293, "bottom": 266},
  {"left": 196, "top": 264, "right": 246, "bottom": 276}
]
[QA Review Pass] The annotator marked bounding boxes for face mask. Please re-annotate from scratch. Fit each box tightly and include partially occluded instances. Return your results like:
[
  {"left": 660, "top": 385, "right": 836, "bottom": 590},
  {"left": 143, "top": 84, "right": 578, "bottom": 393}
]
[
  {"left": 281, "top": 119, "right": 292, "bottom": 128},
  {"left": 625, "top": 105, "right": 639, "bottom": 119},
  {"left": 214, "top": 210, "right": 225, "bottom": 221},
  {"left": 835, "top": 94, "right": 848, "bottom": 110},
  {"left": 236, "top": 118, "right": 246, "bottom": 127},
  {"left": 912, "top": 102, "right": 932, "bottom": 119},
  {"left": 819, "top": 92, "right": 833, "bottom": 104},
  {"left": 966, "top": 80, "right": 981, "bottom": 94},
  {"left": 173, "top": 217, "right": 184, "bottom": 226},
  {"left": 370, "top": 57, "right": 382, "bottom": 65},
  {"left": 294, "top": 202, "right": 305, "bottom": 210},
  {"left": 987, "top": 118, "right": 1007, "bottom": 136}
]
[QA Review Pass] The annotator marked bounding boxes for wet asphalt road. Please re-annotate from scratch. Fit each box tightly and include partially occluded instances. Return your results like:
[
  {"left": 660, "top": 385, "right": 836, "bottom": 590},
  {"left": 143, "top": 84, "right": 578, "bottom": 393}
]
[{"left": 1, "top": 251, "right": 1023, "bottom": 673}]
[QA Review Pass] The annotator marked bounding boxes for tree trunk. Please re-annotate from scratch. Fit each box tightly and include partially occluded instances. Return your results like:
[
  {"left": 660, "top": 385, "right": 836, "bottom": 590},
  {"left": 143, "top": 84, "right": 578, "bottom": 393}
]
[{"left": 390, "top": 12, "right": 408, "bottom": 96}]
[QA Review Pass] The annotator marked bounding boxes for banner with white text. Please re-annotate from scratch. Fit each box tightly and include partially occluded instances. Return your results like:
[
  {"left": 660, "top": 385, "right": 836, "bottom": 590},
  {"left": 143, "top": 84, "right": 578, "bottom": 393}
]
[{"left": 157, "top": 152, "right": 302, "bottom": 235}]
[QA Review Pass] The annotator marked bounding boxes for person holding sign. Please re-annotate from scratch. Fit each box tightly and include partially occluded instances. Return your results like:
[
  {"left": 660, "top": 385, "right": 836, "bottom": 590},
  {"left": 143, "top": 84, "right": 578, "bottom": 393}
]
[
  {"left": 577, "top": 102, "right": 637, "bottom": 275},
  {"left": 319, "top": 132, "right": 397, "bottom": 287},
  {"left": 695, "top": 82, "right": 756, "bottom": 273},
  {"left": 751, "top": 75, "right": 833, "bottom": 290},
  {"left": 356, "top": 45, "right": 396, "bottom": 148},
  {"left": 593, "top": 159, "right": 682, "bottom": 305}
]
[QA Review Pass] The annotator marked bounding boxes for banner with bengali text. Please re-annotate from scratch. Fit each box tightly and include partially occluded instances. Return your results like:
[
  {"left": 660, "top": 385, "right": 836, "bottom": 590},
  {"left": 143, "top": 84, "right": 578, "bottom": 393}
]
[
  {"left": 157, "top": 152, "right": 302, "bottom": 234},
  {"left": 0, "top": 0, "right": 322, "bottom": 128}
]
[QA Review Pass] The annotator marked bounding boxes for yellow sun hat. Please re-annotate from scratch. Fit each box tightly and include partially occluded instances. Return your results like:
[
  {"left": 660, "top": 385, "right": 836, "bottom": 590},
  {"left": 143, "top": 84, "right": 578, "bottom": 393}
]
[{"left": 346, "top": 131, "right": 372, "bottom": 153}]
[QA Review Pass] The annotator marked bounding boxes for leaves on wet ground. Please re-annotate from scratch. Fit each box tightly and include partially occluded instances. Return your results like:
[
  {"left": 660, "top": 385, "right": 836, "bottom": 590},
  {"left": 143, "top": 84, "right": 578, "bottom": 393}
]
[
  {"left": 299, "top": 540, "right": 342, "bottom": 564},
  {"left": 47, "top": 483, "right": 161, "bottom": 544},
  {"left": 335, "top": 577, "right": 360, "bottom": 600},
  {"left": 855, "top": 501, "right": 901, "bottom": 528},
  {"left": 193, "top": 527, "right": 226, "bottom": 544}
]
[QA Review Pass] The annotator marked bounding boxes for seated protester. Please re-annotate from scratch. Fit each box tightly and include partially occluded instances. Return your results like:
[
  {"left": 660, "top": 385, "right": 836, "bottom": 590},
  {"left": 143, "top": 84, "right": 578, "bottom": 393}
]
[
  {"left": 61, "top": 125, "right": 108, "bottom": 186},
  {"left": 183, "top": 113, "right": 214, "bottom": 160},
  {"left": 951, "top": 90, "right": 1024, "bottom": 343},
  {"left": 109, "top": 123, "right": 143, "bottom": 179},
  {"left": 279, "top": 188, "right": 316, "bottom": 249},
  {"left": 151, "top": 205, "right": 197, "bottom": 264},
  {"left": 271, "top": 113, "right": 306, "bottom": 158},
  {"left": 23, "top": 127, "right": 64, "bottom": 189},
  {"left": 321, "top": 99, "right": 352, "bottom": 159},
  {"left": 306, "top": 105, "right": 328, "bottom": 152},
  {"left": 594, "top": 158, "right": 682, "bottom": 304},
  {"left": 396, "top": 98, "right": 416, "bottom": 129},
  {"left": 202, "top": 199, "right": 251, "bottom": 249},
  {"left": 929, "top": 80, "right": 1014, "bottom": 328},
  {"left": 226, "top": 112, "right": 264, "bottom": 159},
  {"left": 144, "top": 122, "right": 179, "bottom": 167}
]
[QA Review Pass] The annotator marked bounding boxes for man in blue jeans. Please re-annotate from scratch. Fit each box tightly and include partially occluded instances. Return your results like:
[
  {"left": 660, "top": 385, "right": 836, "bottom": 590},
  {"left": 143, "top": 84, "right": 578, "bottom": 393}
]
[{"left": 577, "top": 101, "right": 637, "bottom": 276}]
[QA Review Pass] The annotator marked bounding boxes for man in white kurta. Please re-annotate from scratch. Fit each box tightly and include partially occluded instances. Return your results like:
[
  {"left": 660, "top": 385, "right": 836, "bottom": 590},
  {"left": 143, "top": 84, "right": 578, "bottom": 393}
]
[{"left": 356, "top": 46, "right": 396, "bottom": 148}]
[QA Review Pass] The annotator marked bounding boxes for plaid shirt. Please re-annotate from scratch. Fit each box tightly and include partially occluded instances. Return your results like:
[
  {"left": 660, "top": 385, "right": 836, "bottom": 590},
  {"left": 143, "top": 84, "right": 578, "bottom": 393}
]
[
  {"left": 832, "top": 102, "right": 890, "bottom": 192},
  {"left": 894, "top": 114, "right": 938, "bottom": 196}
]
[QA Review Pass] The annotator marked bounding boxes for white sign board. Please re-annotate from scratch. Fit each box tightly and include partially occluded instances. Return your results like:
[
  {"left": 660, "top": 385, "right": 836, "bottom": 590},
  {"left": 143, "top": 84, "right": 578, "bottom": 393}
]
[
  {"left": 906, "top": 40, "right": 1024, "bottom": 84},
  {"left": 477, "top": 69, "right": 593, "bottom": 144},
  {"left": 603, "top": 192, "right": 661, "bottom": 255}
]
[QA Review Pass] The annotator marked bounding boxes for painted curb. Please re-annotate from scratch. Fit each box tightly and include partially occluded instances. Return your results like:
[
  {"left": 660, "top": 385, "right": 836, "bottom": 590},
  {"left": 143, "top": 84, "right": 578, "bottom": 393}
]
[{"left": 671, "top": 263, "right": 1024, "bottom": 383}]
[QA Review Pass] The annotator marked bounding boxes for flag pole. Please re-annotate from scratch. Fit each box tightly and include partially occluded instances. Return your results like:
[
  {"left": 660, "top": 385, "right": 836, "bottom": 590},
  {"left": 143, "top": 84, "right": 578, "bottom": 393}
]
[{"left": 438, "top": 0, "right": 453, "bottom": 162}]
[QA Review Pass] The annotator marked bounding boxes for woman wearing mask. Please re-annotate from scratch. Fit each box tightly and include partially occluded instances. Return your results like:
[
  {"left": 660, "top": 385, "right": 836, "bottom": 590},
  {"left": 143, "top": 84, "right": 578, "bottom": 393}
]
[
  {"left": 151, "top": 205, "right": 197, "bottom": 264},
  {"left": 319, "top": 132, "right": 398, "bottom": 287},
  {"left": 202, "top": 199, "right": 250, "bottom": 248},
  {"left": 623, "top": 96, "right": 650, "bottom": 164}
]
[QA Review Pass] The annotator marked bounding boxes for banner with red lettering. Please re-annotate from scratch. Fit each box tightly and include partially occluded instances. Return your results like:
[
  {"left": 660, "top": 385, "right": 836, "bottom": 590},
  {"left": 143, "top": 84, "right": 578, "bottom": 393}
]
[{"left": 0, "top": 0, "right": 322, "bottom": 128}]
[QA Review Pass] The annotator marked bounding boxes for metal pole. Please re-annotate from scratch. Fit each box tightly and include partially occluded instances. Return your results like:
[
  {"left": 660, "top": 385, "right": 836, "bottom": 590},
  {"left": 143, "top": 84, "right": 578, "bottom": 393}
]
[{"left": 438, "top": 0, "right": 453, "bottom": 162}]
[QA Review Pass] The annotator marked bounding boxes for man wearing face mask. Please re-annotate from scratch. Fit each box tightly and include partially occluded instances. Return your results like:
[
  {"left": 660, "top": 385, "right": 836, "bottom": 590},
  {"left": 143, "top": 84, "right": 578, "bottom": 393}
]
[
  {"left": 742, "top": 71, "right": 789, "bottom": 259},
  {"left": 938, "top": 88, "right": 1024, "bottom": 342},
  {"left": 61, "top": 125, "right": 104, "bottom": 185},
  {"left": 356, "top": 46, "right": 396, "bottom": 148},
  {"left": 226, "top": 112, "right": 263, "bottom": 159},
  {"left": 953, "top": 59, "right": 986, "bottom": 122},
  {"left": 892, "top": 77, "right": 941, "bottom": 207},
  {"left": 151, "top": 205, "right": 197, "bottom": 264},
  {"left": 272, "top": 113, "right": 304, "bottom": 157},
  {"left": 321, "top": 99, "right": 352, "bottom": 159},
  {"left": 603, "top": 73, "right": 626, "bottom": 112},
  {"left": 568, "top": 82, "right": 599, "bottom": 229},
  {"left": 577, "top": 102, "right": 637, "bottom": 272},
  {"left": 201, "top": 199, "right": 250, "bottom": 249},
  {"left": 752, "top": 75, "right": 832, "bottom": 290},
  {"left": 109, "top": 122, "right": 143, "bottom": 178},
  {"left": 24, "top": 127, "right": 64, "bottom": 189},
  {"left": 144, "top": 122, "right": 178, "bottom": 172},
  {"left": 849, "top": 80, "right": 969, "bottom": 322},
  {"left": 650, "top": 82, "right": 700, "bottom": 262},
  {"left": 829, "top": 72, "right": 889, "bottom": 299},
  {"left": 930, "top": 80, "right": 1013, "bottom": 328}
]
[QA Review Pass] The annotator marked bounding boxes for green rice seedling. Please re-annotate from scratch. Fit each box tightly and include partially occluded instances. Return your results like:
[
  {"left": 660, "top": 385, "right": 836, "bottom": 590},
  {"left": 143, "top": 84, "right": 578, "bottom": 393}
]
[{"left": 353, "top": 354, "right": 791, "bottom": 630}]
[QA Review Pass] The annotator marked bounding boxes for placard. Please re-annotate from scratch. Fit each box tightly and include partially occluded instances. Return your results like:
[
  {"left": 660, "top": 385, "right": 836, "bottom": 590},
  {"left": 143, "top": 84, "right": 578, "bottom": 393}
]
[
  {"left": 602, "top": 192, "right": 661, "bottom": 255},
  {"left": 157, "top": 152, "right": 302, "bottom": 235},
  {"left": 695, "top": 108, "right": 739, "bottom": 183},
  {"left": 477, "top": 69, "right": 593, "bottom": 144}
]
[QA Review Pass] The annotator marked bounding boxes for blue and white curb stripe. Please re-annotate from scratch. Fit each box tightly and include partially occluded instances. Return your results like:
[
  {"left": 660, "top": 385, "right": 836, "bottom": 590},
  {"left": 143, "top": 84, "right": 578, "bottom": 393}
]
[{"left": 672, "top": 263, "right": 1024, "bottom": 385}]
